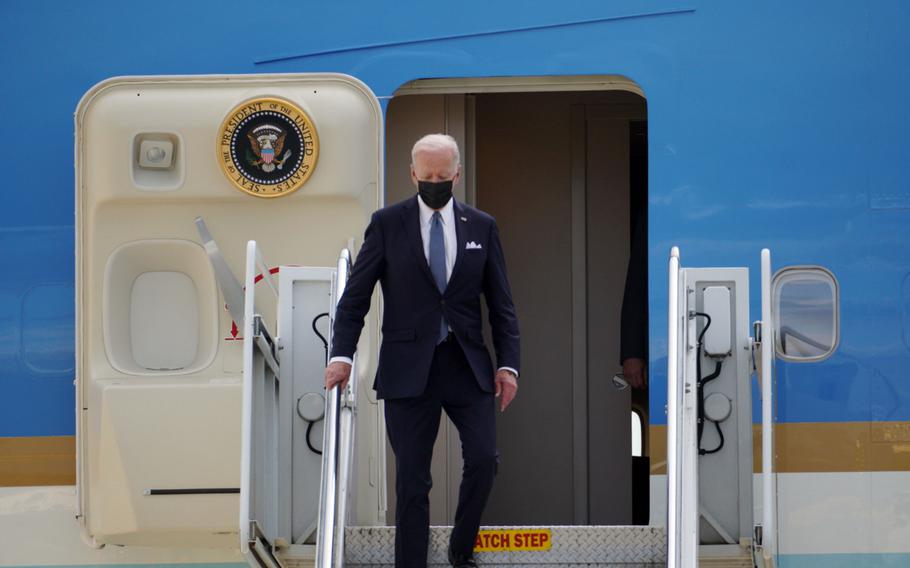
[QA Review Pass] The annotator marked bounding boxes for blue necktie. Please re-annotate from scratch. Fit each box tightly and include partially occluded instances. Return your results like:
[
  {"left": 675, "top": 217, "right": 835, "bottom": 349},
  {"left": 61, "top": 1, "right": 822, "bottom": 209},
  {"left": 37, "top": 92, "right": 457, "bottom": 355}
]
[{"left": 429, "top": 211, "right": 448, "bottom": 344}]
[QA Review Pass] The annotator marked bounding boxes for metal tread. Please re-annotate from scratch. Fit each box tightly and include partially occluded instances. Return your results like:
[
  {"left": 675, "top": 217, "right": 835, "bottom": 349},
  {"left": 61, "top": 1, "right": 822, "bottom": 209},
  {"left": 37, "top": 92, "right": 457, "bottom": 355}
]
[
  {"left": 276, "top": 544, "right": 316, "bottom": 568},
  {"left": 344, "top": 525, "right": 667, "bottom": 567},
  {"left": 698, "top": 544, "right": 754, "bottom": 568}
]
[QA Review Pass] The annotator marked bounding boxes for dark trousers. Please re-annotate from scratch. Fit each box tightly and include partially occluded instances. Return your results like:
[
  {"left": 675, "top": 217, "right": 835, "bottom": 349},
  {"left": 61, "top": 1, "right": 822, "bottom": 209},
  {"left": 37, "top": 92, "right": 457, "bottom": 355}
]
[{"left": 384, "top": 337, "right": 498, "bottom": 568}]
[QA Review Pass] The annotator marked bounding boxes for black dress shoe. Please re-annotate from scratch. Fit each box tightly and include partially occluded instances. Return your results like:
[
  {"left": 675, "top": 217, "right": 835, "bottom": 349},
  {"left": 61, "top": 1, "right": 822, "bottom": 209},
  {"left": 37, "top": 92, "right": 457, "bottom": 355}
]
[{"left": 447, "top": 545, "right": 478, "bottom": 568}]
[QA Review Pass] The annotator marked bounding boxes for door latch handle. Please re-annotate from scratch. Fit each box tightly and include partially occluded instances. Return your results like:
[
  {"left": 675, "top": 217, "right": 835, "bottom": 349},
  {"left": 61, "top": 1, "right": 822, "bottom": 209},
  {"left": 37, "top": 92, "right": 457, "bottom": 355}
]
[{"left": 611, "top": 373, "right": 630, "bottom": 390}]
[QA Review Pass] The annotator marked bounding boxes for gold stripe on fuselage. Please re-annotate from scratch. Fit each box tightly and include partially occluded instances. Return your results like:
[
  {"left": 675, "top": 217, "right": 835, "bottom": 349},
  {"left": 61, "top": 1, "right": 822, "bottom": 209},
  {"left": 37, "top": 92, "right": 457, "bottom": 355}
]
[
  {"left": 0, "top": 436, "right": 75, "bottom": 486},
  {"left": 649, "top": 422, "right": 910, "bottom": 474},
  {"left": 4, "top": 424, "right": 910, "bottom": 486}
]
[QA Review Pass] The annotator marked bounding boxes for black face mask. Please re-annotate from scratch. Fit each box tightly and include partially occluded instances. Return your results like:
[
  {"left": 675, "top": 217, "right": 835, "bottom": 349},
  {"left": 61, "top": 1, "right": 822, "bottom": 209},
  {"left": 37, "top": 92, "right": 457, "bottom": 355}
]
[{"left": 417, "top": 179, "right": 453, "bottom": 209}]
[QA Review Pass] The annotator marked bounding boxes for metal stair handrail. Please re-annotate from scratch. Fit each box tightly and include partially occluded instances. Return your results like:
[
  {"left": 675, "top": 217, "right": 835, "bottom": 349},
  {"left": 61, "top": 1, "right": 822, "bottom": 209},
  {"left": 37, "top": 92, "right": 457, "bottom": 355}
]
[
  {"left": 239, "top": 240, "right": 282, "bottom": 568},
  {"left": 666, "top": 247, "right": 682, "bottom": 567},
  {"left": 316, "top": 248, "right": 357, "bottom": 568}
]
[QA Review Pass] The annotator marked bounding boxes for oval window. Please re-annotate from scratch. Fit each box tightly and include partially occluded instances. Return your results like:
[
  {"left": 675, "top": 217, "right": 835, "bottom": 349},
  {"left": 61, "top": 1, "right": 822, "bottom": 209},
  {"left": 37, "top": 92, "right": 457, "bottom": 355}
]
[{"left": 772, "top": 266, "right": 839, "bottom": 361}]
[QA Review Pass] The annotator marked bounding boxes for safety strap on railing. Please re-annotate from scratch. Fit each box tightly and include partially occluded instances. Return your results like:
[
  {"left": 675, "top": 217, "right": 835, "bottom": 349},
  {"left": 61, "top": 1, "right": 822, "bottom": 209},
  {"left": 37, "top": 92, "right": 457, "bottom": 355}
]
[{"left": 316, "top": 249, "right": 357, "bottom": 568}]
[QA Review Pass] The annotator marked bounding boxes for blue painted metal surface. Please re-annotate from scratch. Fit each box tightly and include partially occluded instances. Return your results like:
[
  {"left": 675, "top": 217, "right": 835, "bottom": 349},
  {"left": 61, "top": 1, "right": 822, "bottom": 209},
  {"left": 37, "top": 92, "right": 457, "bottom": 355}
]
[{"left": 1, "top": 1, "right": 910, "bottom": 435}]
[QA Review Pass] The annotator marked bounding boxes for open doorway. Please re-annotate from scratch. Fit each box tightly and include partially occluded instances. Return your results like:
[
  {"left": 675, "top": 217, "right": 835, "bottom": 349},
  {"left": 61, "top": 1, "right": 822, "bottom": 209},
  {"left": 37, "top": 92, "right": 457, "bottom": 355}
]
[{"left": 384, "top": 84, "right": 648, "bottom": 527}]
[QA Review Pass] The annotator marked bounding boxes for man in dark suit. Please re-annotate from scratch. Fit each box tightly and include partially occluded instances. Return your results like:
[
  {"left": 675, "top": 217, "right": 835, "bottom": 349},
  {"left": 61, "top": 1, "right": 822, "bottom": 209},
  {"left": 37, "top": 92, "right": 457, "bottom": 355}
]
[
  {"left": 324, "top": 134, "right": 520, "bottom": 568},
  {"left": 620, "top": 213, "right": 648, "bottom": 389}
]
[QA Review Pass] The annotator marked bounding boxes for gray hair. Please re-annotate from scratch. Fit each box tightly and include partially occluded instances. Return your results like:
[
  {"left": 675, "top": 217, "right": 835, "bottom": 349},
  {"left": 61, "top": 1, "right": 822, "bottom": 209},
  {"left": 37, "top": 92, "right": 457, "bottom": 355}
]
[{"left": 411, "top": 134, "right": 460, "bottom": 170}]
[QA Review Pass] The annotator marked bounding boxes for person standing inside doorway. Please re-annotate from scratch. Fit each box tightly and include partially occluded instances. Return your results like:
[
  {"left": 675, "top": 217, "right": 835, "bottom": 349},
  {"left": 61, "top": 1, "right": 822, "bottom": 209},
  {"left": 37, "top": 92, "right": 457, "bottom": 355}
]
[
  {"left": 325, "top": 134, "right": 521, "bottom": 568},
  {"left": 621, "top": 213, "right": 648, "bottom": 388}
]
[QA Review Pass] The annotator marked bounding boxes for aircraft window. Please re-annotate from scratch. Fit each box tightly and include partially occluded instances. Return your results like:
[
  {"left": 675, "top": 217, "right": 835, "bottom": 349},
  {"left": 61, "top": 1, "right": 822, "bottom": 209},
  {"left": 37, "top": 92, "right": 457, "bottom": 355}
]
[
  {"left": 631, "top": 410, "right": 643, "bottom": 457},
  {"left": 22, "top": 283, "right": 75, "bottom": 375},
  {"left": 772, "top": 266, "right": 839, "bottom": 362}
]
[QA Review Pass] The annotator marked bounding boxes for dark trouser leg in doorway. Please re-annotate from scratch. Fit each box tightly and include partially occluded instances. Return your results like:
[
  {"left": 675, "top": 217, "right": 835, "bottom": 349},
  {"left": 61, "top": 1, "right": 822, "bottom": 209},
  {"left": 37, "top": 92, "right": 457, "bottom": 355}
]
[
  {"left": 384, "top": 338, "right": 498, "bottom": 568},
  {"left": 443, "top": 340, "right": 498, "bottom": 562},
  {"left": 384, "top": 377, "right": 442, "bottom": 568}
]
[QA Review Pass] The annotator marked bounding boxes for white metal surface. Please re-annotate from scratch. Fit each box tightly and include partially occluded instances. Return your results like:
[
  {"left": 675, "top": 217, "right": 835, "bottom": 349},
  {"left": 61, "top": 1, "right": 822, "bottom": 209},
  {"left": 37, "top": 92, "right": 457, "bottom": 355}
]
[
  {"left": 703, "top": 392, "right": 732, "bottom": 423},
  {"left": 334, "top": 249, "right": 357, "bottom": 564},
  {"left": 776, "top": 471, "right": 910, "bottom": 555},
  {"left": 240, "top": 240, "right": 281, "bottom": 566},
  {"left": 679, "top": 269, "right": 699, "bottom": 568},
  {"left": 394, "top": 75, "right": 645, "bottom": 97},
  {"left": 317, "top": 249, "right": 357, "bottom": 568},
  {"left": 194, "top": 216, "right": 246, "bottom": 327},
  {"left": 240, "top": 241, "right": 258, "bottom": 556},
  {"left": 666, "top": 247, "right": 681, "bottom": 567},
  {"left": 667, "top": 247, "right": 700, "bottom": 568},
  {"left": 670, "top": 439, "right": 893, "bottom": 560},
  {"left": 276, "top": 265, "right": 336, "bottom": 545},
  {"left": 332, "top": 249, "right": 358, "bottom": 568},
  {"left": 702, "top": 286, "right": 732, "bottom": 358},
  {"left": 760, "top": 249, "right": 776, "bottom": 565},
  {"left": 685, "top": 269, "right": 753, "bottom": 545}
]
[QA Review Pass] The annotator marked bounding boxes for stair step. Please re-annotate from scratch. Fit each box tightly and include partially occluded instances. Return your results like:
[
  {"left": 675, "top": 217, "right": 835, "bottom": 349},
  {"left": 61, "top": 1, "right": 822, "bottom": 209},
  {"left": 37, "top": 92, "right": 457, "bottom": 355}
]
[
  {"left": 272, "top": 529, "right": 756, "bottom": 568},
  {"left": 344, "top": 526, "right": 667, "bottom": 567},
  {"left": 276, "top": 544, "right": 315, "bottom": 568},
  {"left": 698, "top": 544, "right": 754, "bottom": 568}
]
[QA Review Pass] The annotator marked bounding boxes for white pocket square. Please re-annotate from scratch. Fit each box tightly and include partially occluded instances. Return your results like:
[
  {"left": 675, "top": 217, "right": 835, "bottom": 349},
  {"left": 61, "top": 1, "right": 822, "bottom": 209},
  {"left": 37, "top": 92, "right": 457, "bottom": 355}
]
[{"left": 466, "top": 241, "right": 483, "bottom": 250}]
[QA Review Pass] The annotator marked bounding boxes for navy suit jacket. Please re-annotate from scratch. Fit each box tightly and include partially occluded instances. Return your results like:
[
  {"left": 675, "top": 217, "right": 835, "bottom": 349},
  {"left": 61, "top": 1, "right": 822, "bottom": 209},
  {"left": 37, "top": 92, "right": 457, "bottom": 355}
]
[{"left": 331, "top": 196, "right": 520, "bottom": 400}]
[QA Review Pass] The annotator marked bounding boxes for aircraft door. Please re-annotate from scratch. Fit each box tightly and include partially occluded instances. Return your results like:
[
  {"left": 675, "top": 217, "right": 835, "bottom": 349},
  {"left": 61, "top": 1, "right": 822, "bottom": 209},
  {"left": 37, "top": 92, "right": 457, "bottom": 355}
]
[{"left": 75, "top": 74, "right": 384, "bottom": 550}]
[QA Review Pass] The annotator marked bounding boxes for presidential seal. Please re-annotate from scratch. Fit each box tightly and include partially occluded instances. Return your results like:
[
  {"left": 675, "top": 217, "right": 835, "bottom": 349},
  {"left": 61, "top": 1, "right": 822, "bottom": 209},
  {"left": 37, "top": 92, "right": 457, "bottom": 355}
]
[{"left": 217, "top": 97, "right": 318, "bottom": 198}]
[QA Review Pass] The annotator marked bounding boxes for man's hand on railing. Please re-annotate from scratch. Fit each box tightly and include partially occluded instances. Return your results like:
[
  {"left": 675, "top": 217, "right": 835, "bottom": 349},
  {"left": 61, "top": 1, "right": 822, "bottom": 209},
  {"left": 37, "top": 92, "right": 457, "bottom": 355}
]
[{"left": 325, "top": 361, "right": 352, "bottom": 391}]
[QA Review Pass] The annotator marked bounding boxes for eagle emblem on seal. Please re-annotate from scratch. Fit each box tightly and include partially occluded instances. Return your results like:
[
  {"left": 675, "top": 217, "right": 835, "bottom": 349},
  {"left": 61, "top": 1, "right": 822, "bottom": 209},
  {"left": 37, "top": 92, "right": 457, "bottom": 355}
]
[
  {"left": 217, "top": 97, "right": 319, "bottom": 198},
  {"left": 246, "top": 124, "right": 292, "bottom": 173}
]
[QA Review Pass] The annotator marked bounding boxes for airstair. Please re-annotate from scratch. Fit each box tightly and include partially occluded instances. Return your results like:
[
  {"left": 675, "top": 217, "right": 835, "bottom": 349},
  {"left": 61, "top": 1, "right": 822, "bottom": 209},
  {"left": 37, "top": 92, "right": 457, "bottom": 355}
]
[
  {"left": 239, "top": 242, "right": 670, "bottom": 568},
  {"left": 240, "top": 244, "right": 766, "bottom": 568}
]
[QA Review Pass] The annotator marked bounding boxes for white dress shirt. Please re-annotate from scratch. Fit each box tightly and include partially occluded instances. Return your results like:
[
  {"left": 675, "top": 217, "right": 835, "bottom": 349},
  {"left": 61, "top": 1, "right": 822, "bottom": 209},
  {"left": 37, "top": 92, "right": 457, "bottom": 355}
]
[{"left": 331, "top": 195, "right": 518, "bottom": 379}]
